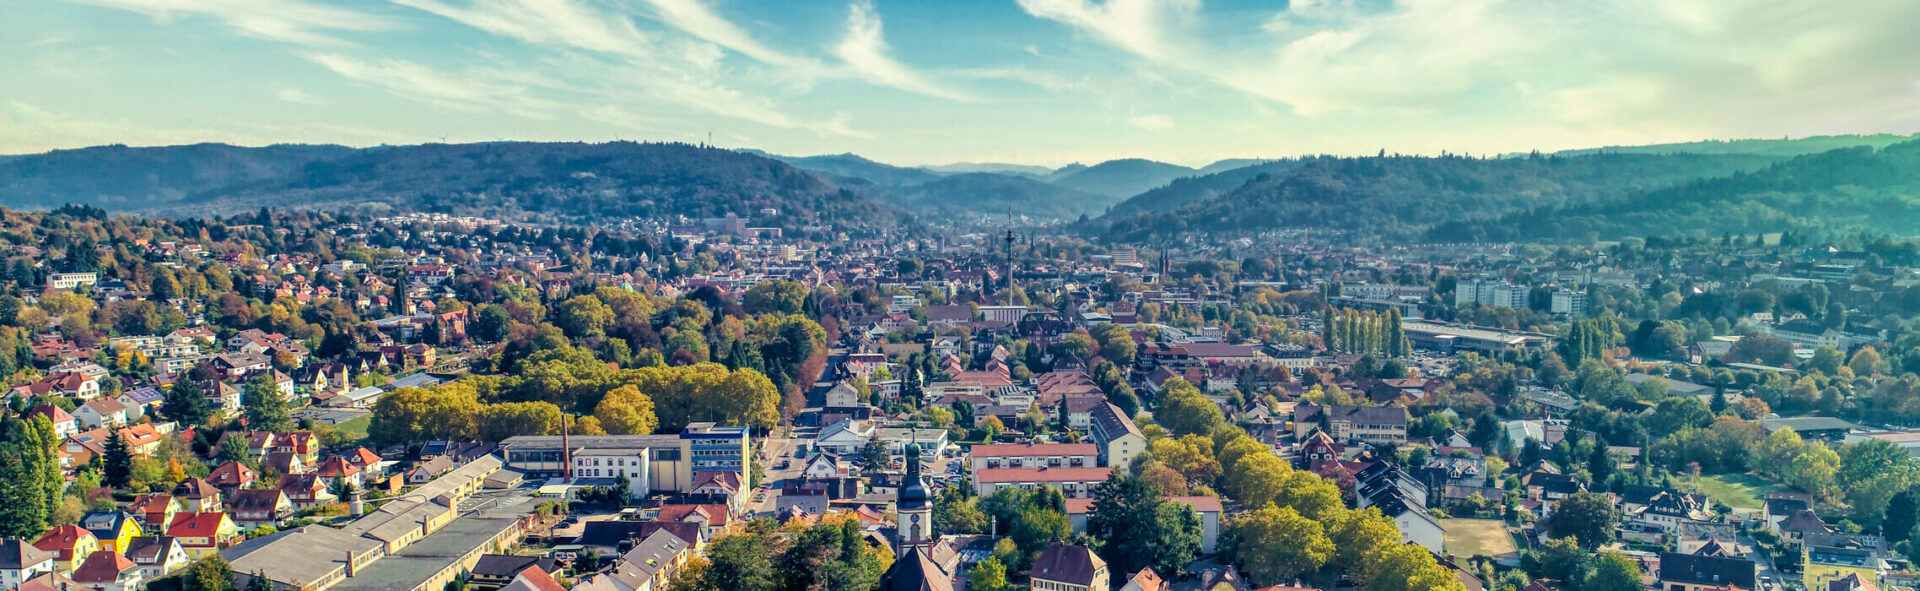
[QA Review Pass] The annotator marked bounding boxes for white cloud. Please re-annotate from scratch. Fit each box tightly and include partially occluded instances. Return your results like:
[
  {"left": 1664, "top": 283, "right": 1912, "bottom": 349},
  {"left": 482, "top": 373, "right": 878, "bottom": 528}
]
[
  {"left": 831, "top": 1, "right": 976, "bottom": 101},
  {"left": 275, "top": 87, "right": 324, "bottom": 105},
  {"left": 636, "top": 0, "right": 815, "bottom": 69},
  {"left": 1015, "top": 0, "right": 1196, "bottom": 62},
  {"left": 1129, "top": 114, "right": 1172, "bottom": 131},
  {"left": 389, "top": 0, "right": 654, "bottom": 58},
  {"left": 68, "top": 0, "right": 391, "bottom": 45},
  {"left": 304, "top": 53, "right": 559, "bottom": 119}
]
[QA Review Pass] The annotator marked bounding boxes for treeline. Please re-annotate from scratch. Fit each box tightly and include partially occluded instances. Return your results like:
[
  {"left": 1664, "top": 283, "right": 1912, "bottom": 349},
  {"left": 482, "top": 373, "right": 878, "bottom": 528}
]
[
  {"left": 1430, "top": 140, "right": 1920, "bottom": 242},
  {"left": 1321, "top": 307, "right": 1410, "bottom": 357},
  {"left": 1098, "top": 151, "right": 1776, "bottom": 242}
]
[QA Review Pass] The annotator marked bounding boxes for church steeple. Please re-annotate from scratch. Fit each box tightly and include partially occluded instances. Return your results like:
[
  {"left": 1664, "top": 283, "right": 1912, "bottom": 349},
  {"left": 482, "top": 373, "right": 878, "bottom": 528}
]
[{"left": 897, "top": 440, "right": 932, "bottom": 553}]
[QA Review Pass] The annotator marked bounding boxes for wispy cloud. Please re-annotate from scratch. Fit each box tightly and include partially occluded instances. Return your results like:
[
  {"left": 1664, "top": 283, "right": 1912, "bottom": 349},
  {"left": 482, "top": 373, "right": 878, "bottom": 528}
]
[
  {"left": 67, "top": 0, "right": 392, "bottom": 46},
  {"left": 1015, "top": 0, "right": 1196, "bottom": 62},
  {"left": 636, "top": 0, "right": 815, "bottom": 69},
  {"left": 389, "top": 0, "right": 653, "bottom": 57},
  {"left": 1129, "top": 114, "right": 1171, "bottom": 131},
  {"left": 831, "top": 1, "right": 976, "bottom": 101},
  {"left": 304, "top": 53, "right": 558, "bottom": 119}
]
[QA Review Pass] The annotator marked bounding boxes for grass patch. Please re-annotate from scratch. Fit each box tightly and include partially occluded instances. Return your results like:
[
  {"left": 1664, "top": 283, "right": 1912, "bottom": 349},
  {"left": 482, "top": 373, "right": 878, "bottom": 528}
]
[
  {"left": 1441, "top": 518, "right": 1518, "bottom": 559},
  {"left": 331, "top": 415, "right": 372, "bottom": 443},
  {"left": 1677, "top": 473, "right": 1781, "bottom": 510}
]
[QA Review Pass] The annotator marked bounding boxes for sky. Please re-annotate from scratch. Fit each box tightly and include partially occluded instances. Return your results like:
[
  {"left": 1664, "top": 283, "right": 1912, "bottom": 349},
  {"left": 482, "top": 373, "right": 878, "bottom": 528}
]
[{"left": 4, "top": 0, "right": 1920, "bottom": 167}]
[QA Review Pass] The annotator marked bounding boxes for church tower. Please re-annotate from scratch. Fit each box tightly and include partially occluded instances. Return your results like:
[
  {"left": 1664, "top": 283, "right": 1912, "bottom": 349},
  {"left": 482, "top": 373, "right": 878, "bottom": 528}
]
[{"left": 896, "top": 441, "right": 932, "bottom": 553}]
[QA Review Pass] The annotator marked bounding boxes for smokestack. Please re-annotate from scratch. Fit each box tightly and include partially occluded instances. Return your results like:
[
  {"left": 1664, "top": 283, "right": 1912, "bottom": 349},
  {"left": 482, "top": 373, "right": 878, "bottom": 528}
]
[{"left": 562, "top": 414, "right": 573, "bottom": 482}]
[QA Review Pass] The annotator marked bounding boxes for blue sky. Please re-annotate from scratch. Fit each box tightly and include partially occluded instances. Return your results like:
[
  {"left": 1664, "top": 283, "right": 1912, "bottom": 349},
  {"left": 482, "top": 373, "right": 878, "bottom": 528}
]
[{"left": 5, "top": 0, "right": 1920, "bottom": 166}]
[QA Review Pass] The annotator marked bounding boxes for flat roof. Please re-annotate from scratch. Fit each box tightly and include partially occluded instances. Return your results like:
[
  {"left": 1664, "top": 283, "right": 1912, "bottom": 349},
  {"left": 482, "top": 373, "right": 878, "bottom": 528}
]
[
  {"left": 1760, "top": 416, "right": 1862, "bottom": 433},
  {"left": 331, "top": 497, "right": 537, "bottom": 591}
]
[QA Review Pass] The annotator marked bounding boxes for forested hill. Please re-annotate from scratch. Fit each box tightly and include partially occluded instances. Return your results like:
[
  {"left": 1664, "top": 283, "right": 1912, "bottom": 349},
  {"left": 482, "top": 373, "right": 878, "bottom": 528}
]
[
  {"left": 1048, "top": 158, "right": 1198, "bottom": 199},
  {"left": 1431, "top": 140, "right": 1920, "bottom": 242},
  {"left": 1095, "top": 152, "right": 1778, "bottom": 242},
  {"left": 1103, "top": 157, "right": 1324, "bottom": 218},
  {"left": 1534, "top": 133, "right": 1920, "bottom": 158},
  {"left": 892, "top": 172, "right": 1113, "bottom": 219},
  {"left": 0, "top": 142, "right": 906, "bottom": 230}
]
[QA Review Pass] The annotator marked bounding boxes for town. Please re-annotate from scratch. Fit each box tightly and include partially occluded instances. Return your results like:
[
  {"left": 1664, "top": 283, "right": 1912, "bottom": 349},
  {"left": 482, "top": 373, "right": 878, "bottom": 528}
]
[{"left": 0, "top": 202, "right": 1912, "bottom": 591}]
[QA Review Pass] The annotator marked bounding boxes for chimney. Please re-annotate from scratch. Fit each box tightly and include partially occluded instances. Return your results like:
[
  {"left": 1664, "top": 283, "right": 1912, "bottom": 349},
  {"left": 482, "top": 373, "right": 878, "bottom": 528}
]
[
  {"left": 345, "top": 550, "right": 357, "bottom": 577},
  {"left": 562, "top": 414, "right": 573, "bottom": 482}
]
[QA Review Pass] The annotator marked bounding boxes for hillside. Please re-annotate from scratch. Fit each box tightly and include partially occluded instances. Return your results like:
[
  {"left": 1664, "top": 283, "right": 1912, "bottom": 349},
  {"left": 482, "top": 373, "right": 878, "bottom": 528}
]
[
  {"left": 1104, "top": 157, "right": 1323, "bottom": 218},
  {"left": 0, "top": 143, "right": 357, "bottom": 209},
  {"left": 1096, "top": 152, "right": 1778, "bottom": 242},
  {"left": 1533, "top": 133, "right": 1920, "bottom": 158},
  {"left": 891, "top": 173, "right": 1114, "bottom": 220},
  {"left": 1048, "top": 158, "right": 1197, "bottom": 199},
  {"left": 756, "top": 152, "right": 942, "bottom": 187},
  {"left": 921, "top": 162, "right": 1052, "bottom": 177},
  {"left": 0, "top": 142, "right": 905, "bottom": 230},
  {"left": 1433, "top": 140, "right": 1920, "bottom": 242}
]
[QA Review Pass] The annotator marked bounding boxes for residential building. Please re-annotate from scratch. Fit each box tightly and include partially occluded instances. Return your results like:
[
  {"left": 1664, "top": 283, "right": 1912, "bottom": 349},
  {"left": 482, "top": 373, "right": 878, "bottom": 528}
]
[
  {"left": 973, "top": 467, "right": 1111, "bottom": 498},
  {"left": 0, "top": 540, "right": 55, "bottom": 588},
  {"left": 970, "top": 443, "right": 1098, "bottom": 472},
  {"left": 1030, "top": 543, "right": 1108, "bottom": 591},
  {"left": 1088, "top": 402, "right": 1144, "bottom": 469},
  {"left": 1292, "top": 405, "right": 1409, "bottom": 445}
]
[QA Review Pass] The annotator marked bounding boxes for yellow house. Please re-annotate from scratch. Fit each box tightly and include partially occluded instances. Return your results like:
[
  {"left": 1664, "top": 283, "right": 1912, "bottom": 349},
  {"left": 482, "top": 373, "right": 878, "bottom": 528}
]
[
  {"left": 1803, "top": 532, "right": 1889, "bottom": 590},
  {"left": 166, "top": 512, "right": 241, "bottom": 559},
  {"left": 78, "top": 511, "right": 143, "bottom": 554},
  {"left": 32, "top": 526, "right": 100, "bottom": 573}
]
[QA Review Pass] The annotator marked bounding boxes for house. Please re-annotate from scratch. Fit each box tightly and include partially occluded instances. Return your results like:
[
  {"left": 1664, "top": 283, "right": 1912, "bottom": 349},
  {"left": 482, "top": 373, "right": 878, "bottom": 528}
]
[
  {"left": 1118, "top": 569, "right": 1165, "bottom": 591},
  {"left": 25, "top": 405, "right": 80, "bottom": 439},
  {"left": 500, "top": 566, "right": 567, "bottom": 591},
  {"left": 974, "top": 467, "right": 1112, "bottom": 499},
  {"left": 1658, "top": 551, "right": 1756, "bottom": 591},
  {"left": 128, "top": 495, "right": 180, "bottom": 531},
  {"left": 171, "top": 478, "right": 224, "bottom": 512},
  {"left": 468, "top": 554, "right": 561, "bottom": 591},
  {"left": 32, "top": 526, "right": 98, "bottom": 573},
  {"left": 165, "top": 512, "right": 239, "bottom": 558},
  {"left": 1031, "top": 543, "right": 1108, "bottom": 591},
  {"left": 276, "top": 473, "right": 333, "bottom": 508},
  {"left": 78, "top": 512, "right": 141, "bottom": 553},
  {"left": 971, "top": 443, "right": 1099, "bottom": 472},
  {"left": 1803, "top": 532, "right": 1891, "bottom": 591},
  {"left": 1292, "top": 405, "right": 1409, "bottom": 445},
  {"left": 800, "top": 455, "right": 852, "bottom": 479},
  {"left": 314, "top": 456, "right": 365, "bottom": 487},
  {"left": 121, "top": 536, "right": 189, "bottom": 580},
  {"left": 1064, "top": 496, "right": 1223, "bottom": 553},
  {"left": 0, "top": 540, "right": 55, "bottom": 589},
  {"left": 228, "top": 490, "right": 294, "bottom": 528},
  {"left": 206, "top": 461, "right": 259, "bottom": 496},
  {"left": 1088, "top": 402, "right": 1144, "bottom": 469},
  {"left": 71, "top": 550, "right": 142, "bottom": 591},
  {"left": 10, "top": 372, "right": 100, "bottom": 401},
  {"left": 73, "top": 398, "right": 134, "bottom": 429},
  {"left": 876, "top": 546, "right": 953, "bottom": 591}
]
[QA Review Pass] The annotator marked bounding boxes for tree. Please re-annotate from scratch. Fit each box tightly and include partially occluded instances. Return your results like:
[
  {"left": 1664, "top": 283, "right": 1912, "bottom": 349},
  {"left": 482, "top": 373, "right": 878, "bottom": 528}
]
[
  {"left": 184, "top": 556, "right": 237, "bottom": 591},
  {"left": 478, "top": 402, "right": 564, "bottom": 441},
  {"left": 968, "top": 557, "right": 1009, "bottom": 591},
  {"left": 1088, "top": 472, "right": 1201, "bottom": 578},
  {"left": 165, "top": 378, "right": 214, "bottom": 426},
  {"left": 1851, "top": 346, "right": 1888, "bottom": 376},
  {"left": 104, "top": 430, "right": 135, "bottom": 489},
  {"left": 1584, "top": 551, "right": 1644, "bottom": 591},
  {"left": 1226, "top": 504, "right": 1333, "bottom": 586},
  {"left": 1542, "top": 491, "right": 1617, "bottom": 549},
  {"left": 1156, "top": 379, "right": 1224, "bottom": 436},
  {"left": 242, "top": 373, "right": 294, "bottom": 432},
  {"left": 860, "top": 439, "right": 889, "bottom": 472},
  {"left": 472, "top": 304, "right": 514, "bottom": 342},
  {"left": 702, "top": 534, "right": 776, "bottom": 591},
  {"left": 1649, "top": 397, "right": 1712, "bottom": 437},
  {"left": 593, "top": 385, "right": 659, "bottom": 435},
  {"left": 743, "top": 281, "right": 808, "bottom": 315},
  {"left": 554, "top": 295, "right": 614, "bottom": 340}
]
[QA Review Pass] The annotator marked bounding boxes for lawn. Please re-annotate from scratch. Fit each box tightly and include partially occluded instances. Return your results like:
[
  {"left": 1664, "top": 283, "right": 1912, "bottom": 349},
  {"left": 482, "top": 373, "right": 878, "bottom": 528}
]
[
  {"left": 1441, "top": 518, "right": 1518, "bottom": 559},
  {"left": 331, "top": 415, "right": 372, "bottom": 444},
  {"left": 1677, "top": 473, "right": 1781, "bottom": 510}
]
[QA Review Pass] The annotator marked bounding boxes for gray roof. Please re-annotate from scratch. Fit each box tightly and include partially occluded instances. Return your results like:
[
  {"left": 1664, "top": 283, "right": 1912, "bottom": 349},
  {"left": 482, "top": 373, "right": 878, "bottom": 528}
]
[{"left": 1760, "top": 417, "right": 1863, "bottom": 433}]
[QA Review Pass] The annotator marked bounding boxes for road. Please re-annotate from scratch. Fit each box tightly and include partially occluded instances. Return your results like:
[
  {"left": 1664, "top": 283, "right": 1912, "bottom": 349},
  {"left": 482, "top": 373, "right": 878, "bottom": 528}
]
[
  {"left": 1739, "top": 533, "right": 1786, "bottom": 591},
  {"left": 747, "top": 346, "right": 846, "bottom": 514}
]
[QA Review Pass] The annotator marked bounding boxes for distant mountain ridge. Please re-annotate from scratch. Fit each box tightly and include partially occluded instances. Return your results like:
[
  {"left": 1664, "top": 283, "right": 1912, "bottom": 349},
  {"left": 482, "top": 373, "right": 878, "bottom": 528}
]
[
  {"left": 1523, "top": 133, "right": 1920, "bottom": 158},
  {"left": 0, "top": 142, "right": 905, "bottom": 231},
  {"left": 1046, "top": 158, "right": 1197, "bottom": 199},
  {"left": 1097, "top": 151, "right": 1780, "bottom": 241}
]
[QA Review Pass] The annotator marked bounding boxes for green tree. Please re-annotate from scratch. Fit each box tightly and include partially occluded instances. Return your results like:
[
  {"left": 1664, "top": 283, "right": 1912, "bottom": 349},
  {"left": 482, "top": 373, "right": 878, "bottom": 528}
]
[
  {"left": 593, "top": 385, "right": 659, "bottom": 435},
  {"left": 703, "top": 534, "right": 776, "bottom": 591},
  {"left": 184, "top": 556, "right": 237, "bottom": 591},
  {"left": 968, "top": 557, "right": 1009, "bottom": 591},
  {"left": 103, "top": 430, "right": 135, "bottom": 489},
  {"left": 743, "top": 281, "right": 808, "bottom": 316},
  {"left": 1088, "top": 472, "right": 1202, "bottom": 578},
  {"left": 1583, "top": 551, "right": 1644, "bottom": 591},
  {"left": 165, "top": 378, "right": 214, "bottom": 426},
  {"left": 1542, "top": 491, "right": 1617, "bottom": 550},
  {"left": 1226, "top": 504, "right": 1333, "bottom": 586},
  {"left": 1156, "top": 379, "right": 1224, "bottom": 436},
  {"left": 554, "top": 295, "right": 614, "bottom": 340},
  {"left": 242, "top": 373, "right": 294, "bottom": 432}
]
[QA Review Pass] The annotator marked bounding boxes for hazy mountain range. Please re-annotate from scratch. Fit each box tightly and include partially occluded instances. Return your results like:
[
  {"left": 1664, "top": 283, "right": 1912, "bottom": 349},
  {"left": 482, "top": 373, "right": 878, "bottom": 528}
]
[{"left": 2, "top": 132, "right": 1915, "bottom": 242}]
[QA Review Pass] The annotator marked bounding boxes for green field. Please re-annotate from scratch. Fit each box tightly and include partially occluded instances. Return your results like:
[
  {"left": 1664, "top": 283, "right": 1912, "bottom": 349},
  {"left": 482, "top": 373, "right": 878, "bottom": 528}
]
[
  {"left": 1441, "top": 518, "right": 1518, "bottom": 559},
  {"left": 1677, "top": 473, "right": 1781, "bottom": 509},
  {"left": 331, "top": 415, "right": 372, "bottom": 444}
]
